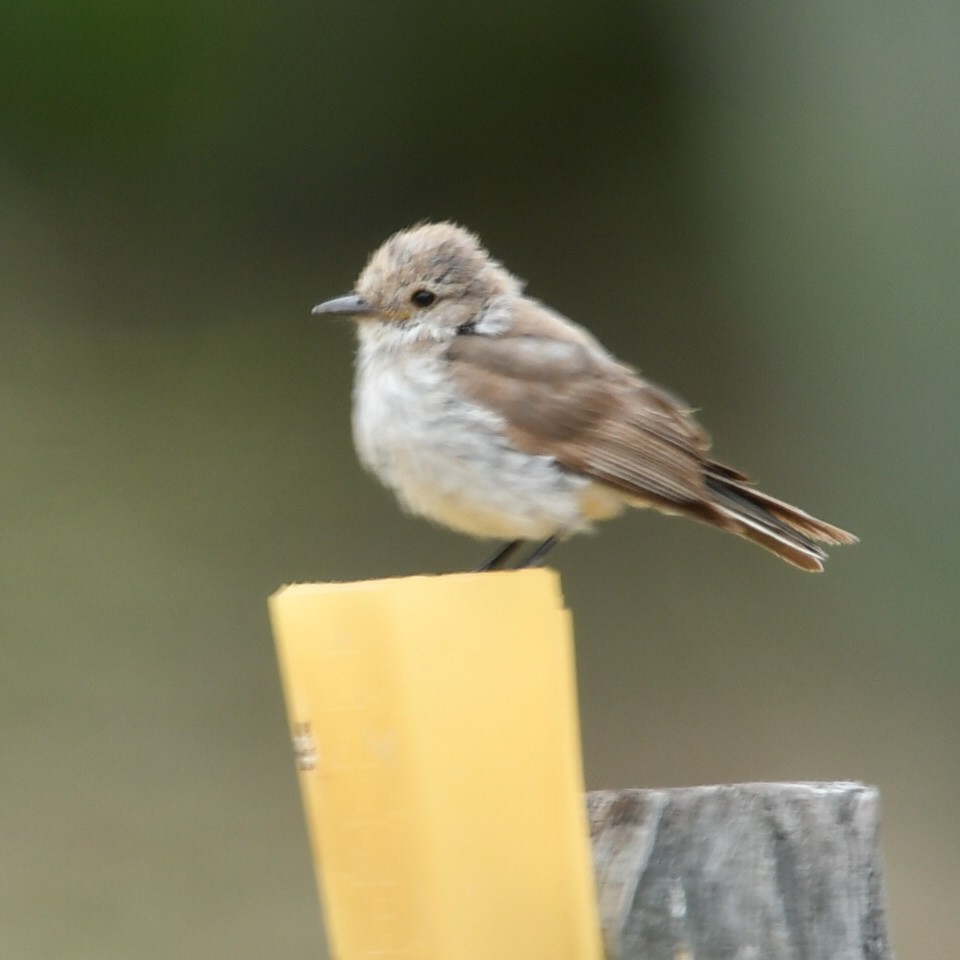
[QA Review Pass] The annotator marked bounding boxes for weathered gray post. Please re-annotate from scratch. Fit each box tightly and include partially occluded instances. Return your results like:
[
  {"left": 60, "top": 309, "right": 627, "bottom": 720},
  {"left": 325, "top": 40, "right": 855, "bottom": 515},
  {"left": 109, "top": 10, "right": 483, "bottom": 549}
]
[{"left": 588, "top": 782, "right": 893, "bottom": 960}]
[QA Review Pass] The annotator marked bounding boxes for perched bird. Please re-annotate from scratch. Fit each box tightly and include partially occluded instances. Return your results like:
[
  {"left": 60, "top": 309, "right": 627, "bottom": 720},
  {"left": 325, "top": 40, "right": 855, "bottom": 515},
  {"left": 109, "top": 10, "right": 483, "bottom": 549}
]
[{"left": 313, "top": 222, "right": 856, "bottom": 571}]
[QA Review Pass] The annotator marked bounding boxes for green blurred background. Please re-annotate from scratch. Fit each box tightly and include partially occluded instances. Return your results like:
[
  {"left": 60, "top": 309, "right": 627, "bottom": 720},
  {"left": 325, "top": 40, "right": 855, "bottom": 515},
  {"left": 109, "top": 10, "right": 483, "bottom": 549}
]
[{"left": 1, "top": 2, "right": 957, "bottom": 957}]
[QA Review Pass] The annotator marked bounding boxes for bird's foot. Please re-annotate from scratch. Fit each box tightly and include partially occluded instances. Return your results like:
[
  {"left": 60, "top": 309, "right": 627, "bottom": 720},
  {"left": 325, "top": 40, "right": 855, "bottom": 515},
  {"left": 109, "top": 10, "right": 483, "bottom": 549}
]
[
  {"left": 476, "top": 536, "right": 560, "bottom": 571},
  {"left": 475, "top": 540, "right": 522, "bottom": 571},
  {"left": 515, "top": 536, "right": 559, "bottom": 568}
]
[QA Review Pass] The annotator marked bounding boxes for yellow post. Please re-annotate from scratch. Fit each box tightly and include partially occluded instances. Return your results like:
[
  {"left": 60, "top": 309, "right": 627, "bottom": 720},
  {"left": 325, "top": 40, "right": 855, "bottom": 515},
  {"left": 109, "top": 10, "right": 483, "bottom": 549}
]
[{"left": 269, "top": 569, "right": 602, "bottom": 960}]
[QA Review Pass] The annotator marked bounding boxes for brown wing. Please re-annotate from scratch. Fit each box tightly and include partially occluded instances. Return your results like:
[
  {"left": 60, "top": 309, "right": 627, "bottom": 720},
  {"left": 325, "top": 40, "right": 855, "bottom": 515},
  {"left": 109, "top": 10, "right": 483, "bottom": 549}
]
[
  {"left": 446, "top": 298, "right": 856, "bottom": 570},
  {"left": 446, "top": 300, "right": 714, "bottom": 509}
]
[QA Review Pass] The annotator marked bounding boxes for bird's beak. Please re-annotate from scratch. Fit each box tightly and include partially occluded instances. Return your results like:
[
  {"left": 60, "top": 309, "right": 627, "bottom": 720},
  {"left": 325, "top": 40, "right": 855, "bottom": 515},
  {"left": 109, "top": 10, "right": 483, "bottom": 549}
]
[{"left": 311, "top": 294, "right": 378, "bottom": 318}]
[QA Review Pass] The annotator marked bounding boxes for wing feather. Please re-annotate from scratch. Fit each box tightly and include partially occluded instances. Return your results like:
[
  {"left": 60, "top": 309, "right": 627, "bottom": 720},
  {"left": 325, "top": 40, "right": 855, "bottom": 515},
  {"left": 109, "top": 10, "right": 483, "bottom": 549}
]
[
  {"left": 446, "top": 301, "right": 711, "bottom": 508},
  {"left": 445, "top": 297, "right": 856, "bottom": 570}
]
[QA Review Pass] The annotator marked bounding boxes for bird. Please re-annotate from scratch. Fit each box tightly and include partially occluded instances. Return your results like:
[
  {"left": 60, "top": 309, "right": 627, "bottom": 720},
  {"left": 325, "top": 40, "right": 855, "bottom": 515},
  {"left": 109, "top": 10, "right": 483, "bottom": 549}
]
[{"left": 312, "top": 222, "right": 856, "bottom": 572}]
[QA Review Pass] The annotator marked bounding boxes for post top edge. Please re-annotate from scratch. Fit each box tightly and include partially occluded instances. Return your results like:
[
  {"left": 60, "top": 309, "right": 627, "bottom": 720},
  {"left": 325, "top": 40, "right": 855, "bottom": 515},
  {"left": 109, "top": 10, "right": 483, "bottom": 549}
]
[{"left": 269, "top": 566, "right": 563, "bottom": 601}]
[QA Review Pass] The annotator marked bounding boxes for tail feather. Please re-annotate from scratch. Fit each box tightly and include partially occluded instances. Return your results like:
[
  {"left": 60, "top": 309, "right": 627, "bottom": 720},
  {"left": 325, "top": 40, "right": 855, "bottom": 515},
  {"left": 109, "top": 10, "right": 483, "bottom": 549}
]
[{"left": 702, "top": 464, "right": 858, "bottom": 572}]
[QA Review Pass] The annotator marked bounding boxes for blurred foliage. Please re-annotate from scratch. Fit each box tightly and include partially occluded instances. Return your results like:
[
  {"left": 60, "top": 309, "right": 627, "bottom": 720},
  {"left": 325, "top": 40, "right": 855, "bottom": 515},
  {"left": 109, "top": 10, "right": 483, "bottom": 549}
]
[{"left": 1, "top": 2, "right": 958, "bottom": 958}]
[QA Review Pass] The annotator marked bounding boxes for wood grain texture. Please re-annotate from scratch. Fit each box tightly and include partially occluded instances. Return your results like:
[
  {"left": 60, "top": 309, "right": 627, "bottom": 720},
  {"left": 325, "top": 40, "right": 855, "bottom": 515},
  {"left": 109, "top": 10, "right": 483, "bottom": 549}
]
[{"left": 587, "top": 782, "right": 893, "bottom": 960}]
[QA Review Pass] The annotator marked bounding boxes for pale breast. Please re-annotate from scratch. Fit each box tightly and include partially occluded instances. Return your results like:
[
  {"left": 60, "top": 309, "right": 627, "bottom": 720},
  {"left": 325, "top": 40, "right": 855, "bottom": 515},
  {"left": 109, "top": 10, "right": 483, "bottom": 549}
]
[{"left": 351, "top": 341, "right": 615, "bottom": 539}]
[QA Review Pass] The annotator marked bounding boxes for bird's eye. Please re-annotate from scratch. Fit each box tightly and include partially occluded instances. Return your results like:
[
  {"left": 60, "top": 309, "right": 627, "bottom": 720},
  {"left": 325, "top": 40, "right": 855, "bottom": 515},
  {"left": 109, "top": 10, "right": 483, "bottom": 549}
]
[{"left": 410, "top": 289, "right": 437, "bottom": 307}]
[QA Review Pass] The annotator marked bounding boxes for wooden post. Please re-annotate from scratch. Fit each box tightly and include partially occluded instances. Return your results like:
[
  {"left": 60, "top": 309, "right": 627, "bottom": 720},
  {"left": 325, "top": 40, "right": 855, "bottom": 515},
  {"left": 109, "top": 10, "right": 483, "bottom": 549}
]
[
  {"left": 269, "top": 570, "right": 603, "bottom": 960},
  {"left": 588, "top": 782, "right": 894, "bottom": 960},
  {"left": 270, "top": 574, "right": 895, "bottom": 960}
]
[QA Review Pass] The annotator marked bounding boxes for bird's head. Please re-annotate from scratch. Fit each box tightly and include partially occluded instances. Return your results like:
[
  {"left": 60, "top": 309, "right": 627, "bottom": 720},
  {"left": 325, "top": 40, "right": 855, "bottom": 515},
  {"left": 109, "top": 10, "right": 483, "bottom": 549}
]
[{"left": 312, "top": 222, "right": 521, "bottom": 340}]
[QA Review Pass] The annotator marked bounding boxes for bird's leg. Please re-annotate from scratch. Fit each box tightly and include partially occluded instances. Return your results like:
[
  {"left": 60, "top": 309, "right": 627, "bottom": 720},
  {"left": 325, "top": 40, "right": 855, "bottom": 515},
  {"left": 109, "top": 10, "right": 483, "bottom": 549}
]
[
  {"left": 476, "top": 539, "right": 523, "bottom": 571},
  {"left": 515, "top": 536, "right": 560, "bottom": 569}
]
